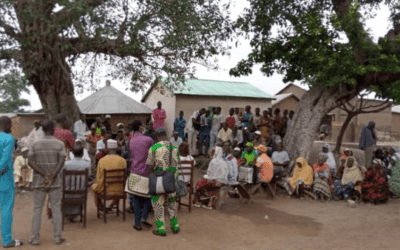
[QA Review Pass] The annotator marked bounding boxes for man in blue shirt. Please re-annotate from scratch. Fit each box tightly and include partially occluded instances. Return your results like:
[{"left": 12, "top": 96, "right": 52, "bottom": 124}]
[{"left": 0, "top": 116, "right": 23, "bottom": 248}]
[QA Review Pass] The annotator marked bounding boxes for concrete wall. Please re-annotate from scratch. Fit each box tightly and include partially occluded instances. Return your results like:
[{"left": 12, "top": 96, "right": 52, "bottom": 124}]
[
  {"left": 143, "top": 82, "right": 176, "bottom": 138},
  {"left": 279, "top": 84, "right": 307, "bottom": 99},
  {"left": 272, "top": 96, "right": 298, "bottom": 112},
  {"left": 176, "top": 95, "right": 272, "bottom": 132},
  {"left": 11, "top": 114, "right": 46, "bottom": 139},
  {"left": 391, "top": 113, "right": 400, "bottom": 136}
]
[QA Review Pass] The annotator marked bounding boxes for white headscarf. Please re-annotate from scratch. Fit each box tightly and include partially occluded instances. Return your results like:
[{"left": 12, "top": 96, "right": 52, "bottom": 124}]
[{"left": 207, "top": 147, "right": 229, "bottom": 184}]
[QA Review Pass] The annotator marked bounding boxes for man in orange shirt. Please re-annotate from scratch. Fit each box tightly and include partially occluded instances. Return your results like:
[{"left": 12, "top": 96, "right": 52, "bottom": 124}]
[{"left": 255, "top": 145, "right": 273, "bottom": 183}]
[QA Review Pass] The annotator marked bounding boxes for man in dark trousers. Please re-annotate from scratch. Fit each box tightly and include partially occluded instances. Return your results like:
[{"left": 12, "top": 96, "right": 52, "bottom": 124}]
[{"left": 0, "top": 116, "right": 23, "bottom": 248}]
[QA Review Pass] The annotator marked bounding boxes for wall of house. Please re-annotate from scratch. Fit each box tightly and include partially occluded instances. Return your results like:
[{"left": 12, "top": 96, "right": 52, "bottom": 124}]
[
  {"left": 176, "top": 95, "right": 272, "bottom": 131},
  {"left": 279, "top": 85, "right": 307, "bottom": 99},
  {"left": 391, "top": 113, "right": 400, "bottom": 136},
  {"left": 11, "top": 114, "right": 46, "bottom": 139},
  {"left": 271, "top": 96, "right": 299, "bottom": 112},
  {"left": 143, "top": 82, "right": 176, "bottom": 138}
]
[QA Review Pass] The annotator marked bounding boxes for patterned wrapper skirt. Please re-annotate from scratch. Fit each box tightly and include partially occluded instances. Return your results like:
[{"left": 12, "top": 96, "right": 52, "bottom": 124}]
[{"left": 314, "top": 178, "right": 331, "bottom": 198}]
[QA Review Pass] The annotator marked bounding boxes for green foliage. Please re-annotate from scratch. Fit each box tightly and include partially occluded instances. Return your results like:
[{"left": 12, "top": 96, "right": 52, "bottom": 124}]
[
  {"left": 0, "top": 71, "right": 30, "bottom": 113},
  {"left": 230, "top": 0, "right": 400, "bottom": 101},
  {"left": 0, "top": 0, "right": 232, "bottom": 92}
]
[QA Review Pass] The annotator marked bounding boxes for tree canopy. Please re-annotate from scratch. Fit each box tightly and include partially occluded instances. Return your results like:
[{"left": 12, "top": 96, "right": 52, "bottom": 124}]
[
  {"left": 0, "top": 71, "right": 30, "bottom": 113},
  {"left": 0, "top": 0, "right": 231, "bottom": 119},
  {"left": 230, "top": 0, "right": 400, "bottom": 102}
]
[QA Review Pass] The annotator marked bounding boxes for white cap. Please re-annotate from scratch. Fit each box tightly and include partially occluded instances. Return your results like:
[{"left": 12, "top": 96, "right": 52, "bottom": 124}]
[
  {"left": 234, "top": 147, "right": 241, "bottom": 152},
  {"left": 107, "top": 139, "right": 118, "bottom": 149},
  {"left": 255, "top": 131, "right": 262, "bottom": 135},
  {"left": 21, "top": 147, "right": 29, "bottom": 152},
  {"left": 105, "top": 115, "right": 111, "bottom": 119},
  {"left": 323, "top": 143, "right": 330, "bottom": 149},
  {"left": 116, "top": 123, "right": 124, "bottom": 127}
]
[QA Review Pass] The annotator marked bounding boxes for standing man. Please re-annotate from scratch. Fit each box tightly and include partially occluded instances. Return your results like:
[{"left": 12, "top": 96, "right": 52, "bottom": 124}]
[
  {"left": 153, "top": 101, "right": 167, "bottom": 130},
  {"left": 0, "top": 116, "right": 23, "bottom": 248},
  {"left": 226, "top": 108, "right": 240, "bottom": 129},
  {"left": 287, "top": 111, "right": 294, "bottom": 127},
  {"left": 241, "top": 106, "right": 252, "bottom": 129},
  {"left": 86, "top": 125, "right": 103, "bottom": 178},
  {"left": 103, "top": 115, "right": 112, "bottom": 134},
  {"left": 198, "top": 110, "right": 211, "bottom": 156},
  {"left": 146, "top": 127, "right": 180, "bottom": 236},
  {"left": 210, "top": 107, "right": 224, "bottom": 153},
  {"left": 273, "top": 108, "right": 284, "bottom": 138},
  {"left": 143, "top": 121, "right": 157, "bottom": 144},
  {"left": 73, "top": 114, "right": 87, "bottom": 143},
  {"left": 173, "top": 111, "right": 186, "bottom": 141},
  {"left": 129, "top": 120, "right": 153, "bottom": 231},
  {"left": 28, "top": 120, "right": 66, "bottom": 246},
  {"left": 27, "top": 120, "right": 44, "bottom": 150},
  {"left": 359, "top": 121, "right": 377, "bottom": 169},
  {"left": 187, "top": 108, "right": 206, "bottom": 156},
  {"left": 258, "top": 110, "right": 271, "bottom": 142},
  {"left": 252, "top": 108, "right": 262, "bottom": 129},
  {"left": 95, "top": 117, "right": 104, "bottom": 135}
]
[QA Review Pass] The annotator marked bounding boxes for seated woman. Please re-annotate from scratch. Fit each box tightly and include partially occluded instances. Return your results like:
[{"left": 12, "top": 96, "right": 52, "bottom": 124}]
[
  {"left": 341, "top": 148, "right": 353, "bottom": 159},
  {"left": 334, "top": 156, "right": 363, "bottom": 200},
  {"left": 284, "top": 157, "right": 313, "bottom": 200},
  {"left": 313, "top": 154, "right": 331, "bottom": 200},
  {"left": 193, "top": 146, "right": 229, "bottom": 209},
  {"left": 389, "top": 156, "right": 400, "bottom": 197},
  {"left": 178, "top": 142, "right": 196, "bottom": 183},
  {"left": 361, "top": 159, "right": 390, "bottom": 204}
]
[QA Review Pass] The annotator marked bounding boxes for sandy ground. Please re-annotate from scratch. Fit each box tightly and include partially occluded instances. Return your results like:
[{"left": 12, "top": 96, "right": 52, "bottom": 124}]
[{"left": 6, "top": 182, "right": 399, "bottom": 250}]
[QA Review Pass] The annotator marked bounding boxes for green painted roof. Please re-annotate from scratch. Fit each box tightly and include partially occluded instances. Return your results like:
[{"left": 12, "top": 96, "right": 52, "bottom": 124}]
[{"left": 142, "top": 78, "right": 275, "bottom": 102}]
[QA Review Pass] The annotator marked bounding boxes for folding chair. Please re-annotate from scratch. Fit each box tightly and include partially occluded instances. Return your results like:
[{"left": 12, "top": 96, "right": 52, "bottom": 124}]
[
  {"left": 178, "top": 160, "right": 195, "bottom": 213},
  {"left": 62, "top": 169, "right": 89, "bottom": 230},
  {"left": 96, "top": 168, "right": 127, "bottom": 223}
]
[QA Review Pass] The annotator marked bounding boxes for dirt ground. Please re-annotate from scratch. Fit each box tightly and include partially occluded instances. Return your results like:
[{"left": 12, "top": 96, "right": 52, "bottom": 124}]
[{"left": 7, "top": 181, "right": 399, "bottom": 250}]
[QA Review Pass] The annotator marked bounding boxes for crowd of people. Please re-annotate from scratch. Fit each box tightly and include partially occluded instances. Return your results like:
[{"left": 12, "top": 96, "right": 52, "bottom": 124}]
[{"left": 1, "top": 101, "right": 400, "bottom": 248}]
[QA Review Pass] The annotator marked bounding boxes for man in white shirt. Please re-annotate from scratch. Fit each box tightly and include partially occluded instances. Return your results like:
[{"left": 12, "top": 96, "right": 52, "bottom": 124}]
[
  {"left": 271, "top": 143, "right": 290, "bottom": 177},
  {"left": 73, "top": 114, "right": 87, "bottom": 145},
  {"left": 209, "top": 107, "right": 224, "bottom": 153},
  {"left": 187, "top": 108, "right": 206, "bottom": 156},
  {"left": 322, "top": 143, "right": 337, "bottom": 176},
  {"left": 170, "top": 131, "right": 183, "bottom": 148}
]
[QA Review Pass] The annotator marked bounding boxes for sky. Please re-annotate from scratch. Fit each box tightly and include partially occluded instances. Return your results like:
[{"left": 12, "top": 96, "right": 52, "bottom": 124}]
[{"left": 21, "top": 1, "right": 392, "bottom": 111}]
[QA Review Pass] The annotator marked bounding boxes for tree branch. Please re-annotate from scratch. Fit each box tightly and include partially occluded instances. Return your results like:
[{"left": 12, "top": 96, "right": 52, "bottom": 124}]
[
  {"left": 52, "top": 0, "right": 106, "bottom": 27},
  {"left": 0, "top": 19, "right": 20, "bottom": 40},
  {"left": 0, "top": 49, "right": 21, "bottom": 61}
]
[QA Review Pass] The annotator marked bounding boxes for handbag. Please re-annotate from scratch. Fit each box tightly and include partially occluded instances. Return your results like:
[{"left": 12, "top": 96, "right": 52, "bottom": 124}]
[
  {"left": 124, "top": 172, "right": 151, "bottom": 198},
  {"left": 149, "top": 142, "right": 176, "bottom": 195},
  {"left": 175, "top": 180, "right": 188, "bottom": 198}
]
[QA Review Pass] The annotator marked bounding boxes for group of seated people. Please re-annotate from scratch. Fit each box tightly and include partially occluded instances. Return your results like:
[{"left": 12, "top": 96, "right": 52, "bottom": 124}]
[{"left": 188, "top": 141, "right": 400, "bottom": 208}]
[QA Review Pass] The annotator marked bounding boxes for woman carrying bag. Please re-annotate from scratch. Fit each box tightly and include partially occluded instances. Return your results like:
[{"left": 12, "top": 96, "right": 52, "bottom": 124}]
[{"left": 146, "top": 127, "right": 180, "bottom": 237}]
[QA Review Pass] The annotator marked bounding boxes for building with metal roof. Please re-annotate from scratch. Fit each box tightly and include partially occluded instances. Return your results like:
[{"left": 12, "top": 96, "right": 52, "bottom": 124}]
[
  {"left": 142, "top": 78, "right": 275, "bottom": 138},
  {"left": 78, "top": 81, "right": 152, "bottom": 131}
]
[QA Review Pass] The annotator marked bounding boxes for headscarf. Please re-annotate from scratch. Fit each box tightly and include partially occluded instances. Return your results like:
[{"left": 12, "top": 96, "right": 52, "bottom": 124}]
[
  {"left": 341, "top": 148, "right": 353, "bottom": 159},
  {"left": 341, "top": 156, "right": 363, "bottom": 185},
  {"left": 255, "top": 145, "right": 267, "bottom": 154},
  {"left": 290, "top": 157, "right": 314, "bottom": 189},
  {"left": 206, "top": 146, "right": 229, "bottom": 184}
]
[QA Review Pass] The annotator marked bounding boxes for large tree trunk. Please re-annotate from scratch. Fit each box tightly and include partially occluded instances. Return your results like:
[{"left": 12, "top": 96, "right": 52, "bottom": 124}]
[
  {"left": 283, "top": 86, "right": 358, "bottom": 169},
  {"left": 333, "top": 113, "right": 355, "bottom": 154},
  {"left": 26, "top": 60, "right": 80, "bottom": 125}
]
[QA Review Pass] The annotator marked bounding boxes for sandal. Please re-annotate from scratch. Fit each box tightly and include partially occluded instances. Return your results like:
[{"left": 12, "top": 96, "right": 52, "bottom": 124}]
[
  {"left": 193, "top": 203, "right": 202, "bottom": 208},
  {"left": 55, "top": 239, "right": 66, "bottom": 245},
  {"left": 202, "top": 205, "right": 213, "bottom": 210},
  {"left": 3, "top": 240, "right": 23, "bottom": 248},
  {"left": 28, "top": 239, "right": 39, "bottom": 246}
]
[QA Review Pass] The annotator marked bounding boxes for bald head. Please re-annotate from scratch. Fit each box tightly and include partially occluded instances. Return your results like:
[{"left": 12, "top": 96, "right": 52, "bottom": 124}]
[{"left": 0, "top": 116, "right": 12, "bottom": 133}]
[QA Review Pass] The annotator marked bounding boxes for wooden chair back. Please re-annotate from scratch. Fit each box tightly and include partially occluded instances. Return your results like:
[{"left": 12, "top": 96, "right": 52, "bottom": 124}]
[
  {"left": 62, "top": 168, "right": 89, "bottom": 229},
  {"left": 178, "top": 160, "right": 195, "bottom": 213},
  {"left": 102, "top": 168, "right": 126, "bottom": 196}
]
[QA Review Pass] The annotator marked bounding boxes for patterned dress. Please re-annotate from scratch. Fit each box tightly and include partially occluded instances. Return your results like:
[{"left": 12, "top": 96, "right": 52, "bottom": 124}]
[
  {"left": 361, "top": 166, "right": 390, "bottom": 203},
  {"left": 146, "top": 141, "right": 180, "bottom": 234},
  {"left": 389, "top": 159, "right": 400, "bottom": 196}
]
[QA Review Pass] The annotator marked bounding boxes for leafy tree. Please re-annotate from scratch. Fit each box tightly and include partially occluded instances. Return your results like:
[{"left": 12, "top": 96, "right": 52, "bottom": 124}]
[
  {"left": 0, "top": 71, "right": 30, "bottom": 113},
  {"left": 0, "top": 0, "right": 231, "bottom": 121},
  {"left": 230, "top": 0, "right": 400, "bottom": 161}
]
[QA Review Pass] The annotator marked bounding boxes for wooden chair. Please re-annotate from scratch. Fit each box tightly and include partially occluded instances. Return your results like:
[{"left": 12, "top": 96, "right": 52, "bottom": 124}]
[
  {"left": 62, "top": 169, "right": 89, "bottom": 230},
  {"left": 96, "top": 168, "right": 127, "bottom": 223},
  {"left": 178, "top": 160, "right": 195, "bottom": 213}
]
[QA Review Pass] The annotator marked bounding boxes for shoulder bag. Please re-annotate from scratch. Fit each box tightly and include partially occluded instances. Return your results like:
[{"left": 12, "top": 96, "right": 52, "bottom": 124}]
[{"left": 149, "top": 143, "right": 176, "bottom": 195}]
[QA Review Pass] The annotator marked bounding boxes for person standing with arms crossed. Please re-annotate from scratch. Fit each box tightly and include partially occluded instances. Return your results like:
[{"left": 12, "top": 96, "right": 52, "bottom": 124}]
[
  {"left": 0, "top": 116, "right": 23, "bottom": 248},
  {"left": 28, "top": 120, "right": 66, "bottom": 246}
]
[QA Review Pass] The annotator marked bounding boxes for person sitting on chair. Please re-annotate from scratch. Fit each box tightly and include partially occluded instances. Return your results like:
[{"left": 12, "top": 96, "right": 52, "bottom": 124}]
[
  {"left": 91, "top": 139, "right": 126, "bottom": 211},
  {"left": 63, "top": 144, "right": 91, "bottom": 223},
  {"left": 271, "top": 142, "right": 290, "bottom": 180}
]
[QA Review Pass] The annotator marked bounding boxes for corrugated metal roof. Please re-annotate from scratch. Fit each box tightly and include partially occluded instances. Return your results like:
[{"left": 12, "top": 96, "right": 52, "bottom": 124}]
[
  {"left": 0, "top": 113, "right": 16, "bottom": 118},
  {"left": 272, "top": 93, "right": 300, "bottom": 106},
  {"left": 78, "top": 84, "right": 152, "bottom": 114},
  {"left": 141, "top": 78, "right": 275, "bottom": 102},
  {"left": 392, "top": 105, "right": 400, "bottom": 114}
]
